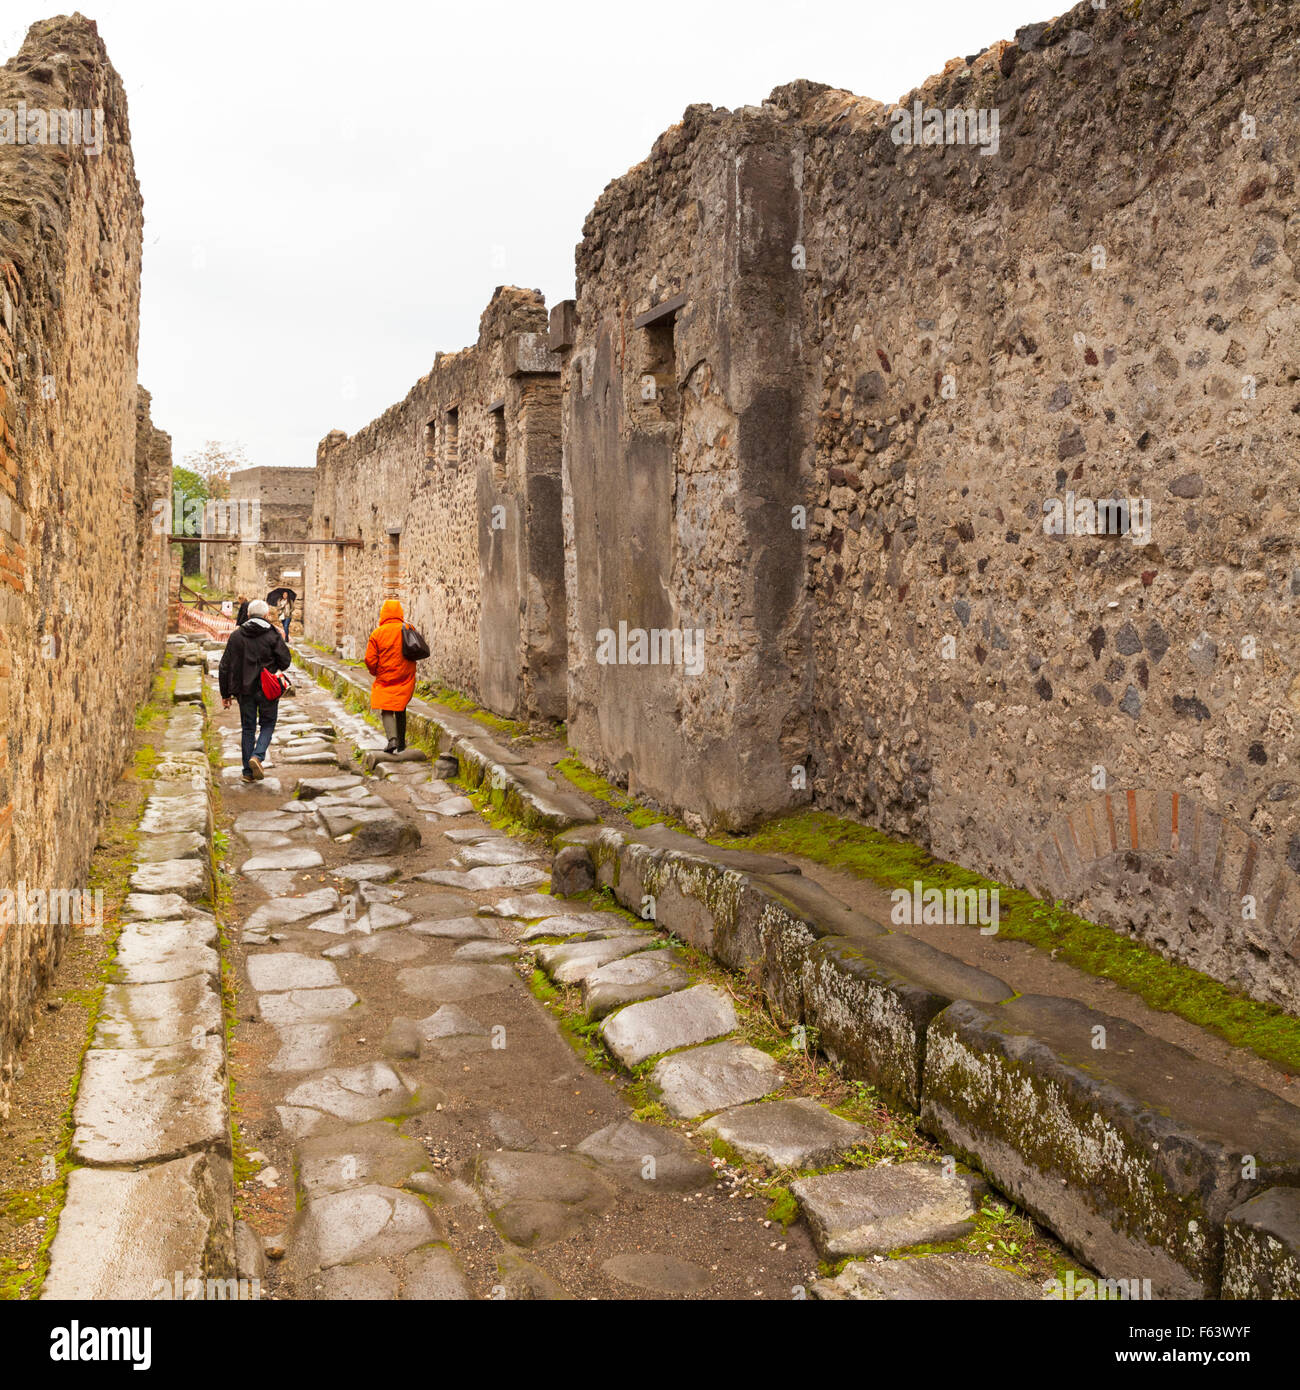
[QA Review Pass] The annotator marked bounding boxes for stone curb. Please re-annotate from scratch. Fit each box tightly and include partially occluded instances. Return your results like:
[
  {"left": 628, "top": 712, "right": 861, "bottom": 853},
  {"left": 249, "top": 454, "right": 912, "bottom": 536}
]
[
  {"left": 292, "top": 649, "right": 596, "bottom": 834},
  {"left": 553, "top": 821, "right": 1300, "bottom": 1299},
  {"left": 43, "top": 666, "right": 236, "bottom": 1298}
]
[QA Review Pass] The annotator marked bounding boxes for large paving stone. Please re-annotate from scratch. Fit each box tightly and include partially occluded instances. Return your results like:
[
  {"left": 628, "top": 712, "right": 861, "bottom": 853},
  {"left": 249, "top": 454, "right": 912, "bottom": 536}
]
[
  {"left": 241, "top": 848, "right": 324, "bottom": 872},
  {"left": 284, "top": 1062, "right": 413, "bottom": 1123},
  {"left": 478, "top": 1152, "right": 615, "bottom": 1247},
  {"left": 135, "top": 831, "right": 207, "bottom": 863},
  {"left": 599, "top": 984, "right": 737, "bottom": 1068},
  {"left": 301, "top": 1185, "right": 441, "bottom": 1268},
  {"left": 72, "top": 1038, "right": 227, "bottom": 1165},
  {"left": 701, "top": 1097, "right": 873, "bottom": 1169},
  {"left": 603, "top": 1251, "right": 713, "bottom": 1294},
  {"left": 318, "top": 1263, "right": 399, "bottom": 1299},
  {"left": 582, "top": 948, "right": 692, "bottom": 1019},
  {"left": 417, "top": 863, "right": 548, "bottom": 891},
  {"left": 480, "top": 893, "right": 560, "bottom": 919},
  {"left": 444, "top": 827, "right": 501, "bottom": 845},
  {"left": 123, "top": 891, "right": 210, "bottom": 921},
  {"left": 454, "top": 841, "right": 543, "bottom": 868},
  {"left": 576, "top": 1118, "right": 714, "bottom": 1193},
  {"left": 426, "top": 796, "right": 475, "bottom": 817},
  {"left": 453, "top": 940, "right": 519, "bottom": 962},
  {"left": 113, "top": 919, "right": 219, "bottom": 986},
  {"left": 244, "top": 889, "right": 341, "bottom": 932},
  {"left": 270, "top": 1023, "right": 339, "bottom": 1073},
  {"left": 1223, "top": 1188, "right": 1300, "bottom": 1300},
  {"left": 651, "top": 1040, "right": 785, "bottom": 1119},
  {"left": 234, "top": 811, "right": 307, "bottom": 834},
  {"left": 402, "top": 1246, "right": 474, "bottom": 1300},
  {"left": 920, "top": 994, "right": 1300, "bottom": 1298},
  {"left": 536, "top": 934, "right": 654, "bottom": 985},
  {"left": 520, "top": 913, "right": 619, "bottom": 943},
  {"left": 296, "top": 1122, "right": 428, "bottom": 1198},
  {"left": 318, "top": 806, "right": 421, "bottom": 855},
  {"left": 244, "top": 870, "right": 298, "bottom": 895},
  {"left": 297, "top": 774, "right": 364, "bottom": 800},
  {"left": 239, "top": 831, "right": 295, "bottom": 850},
  {"left": 140, "top": 793, "right": 211, "bottom": 836},
  {"left": 96, "top": 976, "right": 221, "bottom": 1049},
  {"left": 407, "top": 916, "right": 502, "bottom": 941},
  {"left": 810, "top": 1254, "right": 1045, "bottom": 1301},
  {"left": 247, "top": 953, "right": 341, "bottom": 992},
  {"left": 259, "top": 987, "right": 359, "bottom": 1024},
  {"left": 331, "top": 862, "right": 400, "bottom": 883},
  {"left": 414, "top": 1005, "right": 493, "bottom": 1058},
  {"left": 129, "top": 859, "right": 210, "bottom": 901},
  {"left": 42, "top": 1152, "right": 233, "bottom": 1300},
  {"left": 397, "top": 964, "right": 516, "bottom": 1002},
  {"left": 792, "top": 1163, "right": 988, "bottom": 1257}
]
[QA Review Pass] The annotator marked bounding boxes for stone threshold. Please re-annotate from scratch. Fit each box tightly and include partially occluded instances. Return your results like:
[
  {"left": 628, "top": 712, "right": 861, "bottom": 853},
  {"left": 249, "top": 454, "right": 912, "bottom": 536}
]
[
  {"left": 42, "top": 639, "right": 236, "bottom": 1300},
  {"left": 551, "top": 821, "right": 1300, "bottom": 1301},
  {"left": 292, "top": 649, "right": 595, "bottom": 834}
]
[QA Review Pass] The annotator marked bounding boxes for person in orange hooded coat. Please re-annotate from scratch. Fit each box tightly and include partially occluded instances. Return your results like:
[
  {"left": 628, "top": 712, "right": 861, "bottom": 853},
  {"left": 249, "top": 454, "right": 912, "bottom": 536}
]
[{"left": 365, "top": 598, "right": 417, "bottom": 751}]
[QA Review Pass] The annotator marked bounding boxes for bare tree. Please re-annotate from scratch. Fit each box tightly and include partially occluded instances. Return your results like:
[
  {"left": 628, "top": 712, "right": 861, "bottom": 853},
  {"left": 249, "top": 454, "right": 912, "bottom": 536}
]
[{"left": 182, "top": 440, "right": 249, "bottom": 499}]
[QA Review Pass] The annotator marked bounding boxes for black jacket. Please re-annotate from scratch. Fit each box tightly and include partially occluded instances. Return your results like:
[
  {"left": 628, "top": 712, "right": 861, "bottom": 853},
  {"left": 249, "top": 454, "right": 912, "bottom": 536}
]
[{"left": 218, "top": 618, "right": 291, "bottom": 699}]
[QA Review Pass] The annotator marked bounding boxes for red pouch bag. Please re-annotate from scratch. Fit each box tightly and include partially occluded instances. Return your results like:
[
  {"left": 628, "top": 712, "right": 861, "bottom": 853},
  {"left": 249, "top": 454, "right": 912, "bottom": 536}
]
[{"left": 260, "top": 667, "right": 286, "bottom": 700}]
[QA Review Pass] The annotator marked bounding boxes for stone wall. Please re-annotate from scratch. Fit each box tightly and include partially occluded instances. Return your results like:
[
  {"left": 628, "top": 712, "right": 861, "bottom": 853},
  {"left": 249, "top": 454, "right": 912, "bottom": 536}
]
[
  {"left": 550, "top": 0, "right": 1300, "bottom": 1009},
  {"left": 791, "top": 0, "right": 1300, "bottom": 1011},
  {"left": 305, "top": 287, "right": 566, "bottom": 719},
  {"left": 204, "top": 465, "right": 315, "bottom": 621},
  {"left": 0, "top": 17, "right": 168, "bottom": 1113}
]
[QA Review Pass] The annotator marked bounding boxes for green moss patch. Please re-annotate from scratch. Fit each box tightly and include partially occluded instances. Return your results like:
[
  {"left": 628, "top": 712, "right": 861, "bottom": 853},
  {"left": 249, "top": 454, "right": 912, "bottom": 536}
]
[{"left": 710, "top": 809, "right": 1300, "bottom": 1074}]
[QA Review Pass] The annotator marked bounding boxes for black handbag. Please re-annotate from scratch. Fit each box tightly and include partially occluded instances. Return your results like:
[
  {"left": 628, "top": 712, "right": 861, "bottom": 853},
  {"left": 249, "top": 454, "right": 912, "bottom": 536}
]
[{"left": 401, "top": 623, "right": 430, "bottom": 661}]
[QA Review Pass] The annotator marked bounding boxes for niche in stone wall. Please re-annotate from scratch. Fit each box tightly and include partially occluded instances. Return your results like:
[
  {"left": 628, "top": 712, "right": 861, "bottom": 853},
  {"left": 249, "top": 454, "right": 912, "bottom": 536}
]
[
  {"left": 489, "top": 399, "right": 506, "bottom": 486},
  {"left": 444, "top": 407, "right": 460, "bottom": 467},
  {"left": 629, "top": 292, "right": 685, "bottom": 429}
]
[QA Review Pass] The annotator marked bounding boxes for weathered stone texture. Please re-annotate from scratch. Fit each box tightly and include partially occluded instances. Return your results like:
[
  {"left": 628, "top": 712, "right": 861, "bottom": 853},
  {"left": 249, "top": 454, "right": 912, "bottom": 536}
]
[
  {"left": 304, "top": 287, "right": 566, "bottom": 720},
  {"left": 0, "top": 17, "right": 168, "bottom": 1114}
]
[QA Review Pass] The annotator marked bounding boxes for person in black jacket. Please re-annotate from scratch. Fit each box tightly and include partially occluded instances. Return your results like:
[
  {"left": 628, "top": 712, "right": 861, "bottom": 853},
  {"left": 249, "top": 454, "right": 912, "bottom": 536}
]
[{"left": 218, "top": 599, "right": 291, "bottom": 781}]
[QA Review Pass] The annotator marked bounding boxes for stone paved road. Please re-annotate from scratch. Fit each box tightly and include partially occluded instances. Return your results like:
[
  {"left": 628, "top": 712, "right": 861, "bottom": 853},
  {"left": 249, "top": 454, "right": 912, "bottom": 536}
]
[{"left": 218, "top": 673, "right": 834, "bottom": 1300}]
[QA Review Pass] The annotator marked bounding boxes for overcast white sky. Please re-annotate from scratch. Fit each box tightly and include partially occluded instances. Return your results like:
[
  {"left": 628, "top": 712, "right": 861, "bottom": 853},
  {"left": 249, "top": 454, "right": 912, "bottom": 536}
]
[{"left": 4, "top": 0, "right": 1052, "bottom": 475}]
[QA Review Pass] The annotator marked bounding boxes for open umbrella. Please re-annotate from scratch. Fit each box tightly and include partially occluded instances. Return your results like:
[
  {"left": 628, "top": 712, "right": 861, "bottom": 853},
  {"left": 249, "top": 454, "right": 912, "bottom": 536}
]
[{"left": 266, "top": 586, "right": 298, "bottom": 605}]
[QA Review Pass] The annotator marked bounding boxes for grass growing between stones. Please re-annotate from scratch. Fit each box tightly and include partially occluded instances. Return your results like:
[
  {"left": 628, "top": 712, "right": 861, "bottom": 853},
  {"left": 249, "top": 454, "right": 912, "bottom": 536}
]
[
  {"left": 554, "top": 756, "right": 688, "bottom": 832},
  {"left": 711, "top": 809, "right": 1300, "bottom": 1075},
  {"left": 414, "top": 679, "right": 532, "bottom": 741}
]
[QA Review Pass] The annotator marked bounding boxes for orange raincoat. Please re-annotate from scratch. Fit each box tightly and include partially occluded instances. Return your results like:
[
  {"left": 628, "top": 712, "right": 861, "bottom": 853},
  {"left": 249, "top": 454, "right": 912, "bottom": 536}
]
[{"left": 365, "top": 599, "right": 417, "bottom": 711}]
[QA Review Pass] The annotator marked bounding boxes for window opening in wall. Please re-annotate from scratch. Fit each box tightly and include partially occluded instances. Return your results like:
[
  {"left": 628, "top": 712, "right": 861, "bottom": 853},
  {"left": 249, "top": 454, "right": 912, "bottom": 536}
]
[
  {"left": 632, "top": 293, "right": 684, "bottom": 424},
  {"left": 423, "top": 417, "right": 437, "bottom": 469},
  {"left": 489, "top": 400, "right": 506, "bottom": 484},
  {"left": 444, "top": 407, "right": 459, "bottom": 467}
]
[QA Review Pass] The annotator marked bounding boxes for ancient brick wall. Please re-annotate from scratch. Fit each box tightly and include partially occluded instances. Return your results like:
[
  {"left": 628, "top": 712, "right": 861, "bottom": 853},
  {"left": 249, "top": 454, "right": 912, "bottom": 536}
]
[
  {"left": 552, "top": 0, "right": 1299, "bottom": 1007},
  {"left": 562, "top": 106, "right": 812, "bottom": 829},
  {"left": 790, "top": 0, "right": 1300, "bottom": 1009},
  {"left": 0, "top": 18, "right": 168, "bottom": 1111},
  {"left": 305, "top": 287, "right": 565, "bottom": 718}
]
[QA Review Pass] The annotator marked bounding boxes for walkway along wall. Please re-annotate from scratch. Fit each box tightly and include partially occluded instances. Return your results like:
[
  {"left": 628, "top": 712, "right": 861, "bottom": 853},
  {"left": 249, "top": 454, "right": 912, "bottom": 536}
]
[
  {"left": 553, "top": 0, "right": 1300, "bottom": 1013},
  {"left": 311, "top": 0, "right": 1299, "bottom": 1014},
  {"left": 0, "top": 18, "right": 170, "bottom": 1115}
]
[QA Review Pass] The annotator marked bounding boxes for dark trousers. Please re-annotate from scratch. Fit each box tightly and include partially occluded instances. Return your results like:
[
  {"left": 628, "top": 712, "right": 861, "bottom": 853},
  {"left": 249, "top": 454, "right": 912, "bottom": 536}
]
[
  {"left": 381, "top": 709, "right": 407, "bottom": 750},
  {"left": 238, "top": 692, "right": 279, "bottom": 770}
]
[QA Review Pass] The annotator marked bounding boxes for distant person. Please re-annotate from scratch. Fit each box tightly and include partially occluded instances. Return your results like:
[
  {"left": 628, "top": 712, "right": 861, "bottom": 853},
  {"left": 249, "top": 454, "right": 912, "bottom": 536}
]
[
  {"left": 219, "top": 598, "right": 291, "bottom": 781},
  {"left": 267, "top": 586, "right": 297, "bottom": 642},
  {"left": 234, "top": 594, "right": 249, "bottom": 626},
  {"left": 365, "top": 598, "right": 417, "bottom": 752}
]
